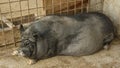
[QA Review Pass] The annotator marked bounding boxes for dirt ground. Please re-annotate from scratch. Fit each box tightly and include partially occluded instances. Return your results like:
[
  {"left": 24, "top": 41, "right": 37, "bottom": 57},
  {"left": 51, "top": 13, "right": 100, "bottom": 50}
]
[{"left": 0, "top": 39, "right": 120, "bottom": 68}]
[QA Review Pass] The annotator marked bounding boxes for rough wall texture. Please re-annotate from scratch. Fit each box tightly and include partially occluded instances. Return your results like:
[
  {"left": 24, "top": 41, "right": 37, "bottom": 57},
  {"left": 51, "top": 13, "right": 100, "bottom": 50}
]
[
  {"left": 89, "top": 0, "right": 103, "bottom": 12},
  {"left": 103, "top": 0, "right": 120, "bottom": 35}
]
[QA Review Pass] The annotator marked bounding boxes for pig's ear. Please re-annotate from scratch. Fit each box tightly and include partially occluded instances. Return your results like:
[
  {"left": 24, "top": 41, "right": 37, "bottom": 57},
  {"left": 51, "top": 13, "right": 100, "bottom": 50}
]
[{"left": 19, "top": 24, "right": 25, "bottom": 34}]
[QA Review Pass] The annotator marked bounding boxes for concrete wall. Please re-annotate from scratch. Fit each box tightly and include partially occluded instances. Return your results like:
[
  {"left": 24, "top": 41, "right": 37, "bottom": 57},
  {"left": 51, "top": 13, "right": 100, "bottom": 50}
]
[
  {"left": 89, "top": 0, "right": 120, "bottom": 35},
  {"left": 103, "top": 0, "right": 120, "bottom": 35},
  {"left": 89, "top": 0, "right": 103, "bottom": 12}
]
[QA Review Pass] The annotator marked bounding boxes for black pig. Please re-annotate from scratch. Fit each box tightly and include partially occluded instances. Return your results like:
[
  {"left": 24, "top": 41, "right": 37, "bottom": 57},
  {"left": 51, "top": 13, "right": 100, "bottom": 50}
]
[{"left": 12, "top": 12, "right": 115, "bottom": 64}]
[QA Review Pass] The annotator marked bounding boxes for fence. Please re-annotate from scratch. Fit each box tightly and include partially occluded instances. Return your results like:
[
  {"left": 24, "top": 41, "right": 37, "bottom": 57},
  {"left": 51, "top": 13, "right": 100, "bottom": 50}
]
[{"left": 0, "top": 0, "right": 104, "bottom": 47}]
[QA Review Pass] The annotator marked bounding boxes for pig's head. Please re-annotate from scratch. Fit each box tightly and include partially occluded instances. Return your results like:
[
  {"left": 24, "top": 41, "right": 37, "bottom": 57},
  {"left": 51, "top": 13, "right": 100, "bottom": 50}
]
[{"left": 18, "top": 24, "right": 37, "bottom": 58}]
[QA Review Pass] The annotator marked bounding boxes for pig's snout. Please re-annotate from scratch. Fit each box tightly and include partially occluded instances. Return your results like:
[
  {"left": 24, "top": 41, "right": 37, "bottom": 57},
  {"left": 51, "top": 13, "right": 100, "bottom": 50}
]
[{"left": 12, "top": 50, "right": 25, "bottom": 57}]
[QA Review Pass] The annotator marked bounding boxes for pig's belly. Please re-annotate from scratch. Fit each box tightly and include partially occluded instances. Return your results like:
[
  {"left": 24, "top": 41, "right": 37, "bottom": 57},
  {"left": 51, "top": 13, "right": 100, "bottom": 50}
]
[{"left": 59, "top": 29, "right": 103, "bottom": 56}]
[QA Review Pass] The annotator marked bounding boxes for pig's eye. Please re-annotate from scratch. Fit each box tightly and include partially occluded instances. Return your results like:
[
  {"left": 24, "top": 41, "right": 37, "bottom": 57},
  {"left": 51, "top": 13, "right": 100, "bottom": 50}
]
[
  {"left": 24, "top": 40, "right": 30, "bottom": 46},
  {"left": 25, "top": 42, "right": 29, "bottom": 45}
]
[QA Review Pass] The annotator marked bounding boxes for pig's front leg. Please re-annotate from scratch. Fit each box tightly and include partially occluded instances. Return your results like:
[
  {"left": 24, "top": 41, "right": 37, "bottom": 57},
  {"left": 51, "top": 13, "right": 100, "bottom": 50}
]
[{"left": 27, "top": 59, "right": 37, "bottom": 65}]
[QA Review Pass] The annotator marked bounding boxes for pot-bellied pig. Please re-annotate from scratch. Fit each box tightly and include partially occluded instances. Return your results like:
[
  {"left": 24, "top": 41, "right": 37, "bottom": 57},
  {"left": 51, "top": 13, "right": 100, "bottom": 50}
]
[{"left": 12, "top": 12, "right": 116, "bottom": 64}]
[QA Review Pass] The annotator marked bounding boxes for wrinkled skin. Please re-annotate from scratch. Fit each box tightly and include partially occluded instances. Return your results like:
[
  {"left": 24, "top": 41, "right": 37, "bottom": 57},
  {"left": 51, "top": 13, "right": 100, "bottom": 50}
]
[{"left": 12, "top": 12, "right": 116, "bottom": 64}]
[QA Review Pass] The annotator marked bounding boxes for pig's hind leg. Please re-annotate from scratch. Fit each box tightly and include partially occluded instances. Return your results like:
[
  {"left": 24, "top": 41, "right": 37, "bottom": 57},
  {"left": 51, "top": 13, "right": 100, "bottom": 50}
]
[{"left": 103, "top": 33, "right": 114, "bottom": 50}]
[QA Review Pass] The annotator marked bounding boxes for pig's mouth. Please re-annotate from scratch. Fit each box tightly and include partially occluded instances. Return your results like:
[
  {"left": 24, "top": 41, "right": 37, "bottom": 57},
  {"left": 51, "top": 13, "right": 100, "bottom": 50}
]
[
  {"left": 19, "top": 50, "right": 26, "bottom": 56},
  {"left": 22, "top": 42, "right": 37, "bottom": 58},
  {"left": 21, "top": 39, "right": 37, "bottom": 56},
  {"left": 12, "top": 40, "right": 37, "bottom": 58}
]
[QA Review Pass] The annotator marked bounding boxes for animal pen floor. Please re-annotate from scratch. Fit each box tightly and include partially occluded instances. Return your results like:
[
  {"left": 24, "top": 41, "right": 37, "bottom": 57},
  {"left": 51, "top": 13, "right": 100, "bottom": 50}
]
[{"left": 0, "top": 39, "right": 120, "bottom": 68}]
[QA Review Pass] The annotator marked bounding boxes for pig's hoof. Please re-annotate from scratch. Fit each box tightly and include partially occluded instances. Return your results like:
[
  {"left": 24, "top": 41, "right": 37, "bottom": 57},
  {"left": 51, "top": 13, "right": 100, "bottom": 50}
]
[
  {"left": 12, "top": 50, "right": 18, "bottom": 56},
  {"left": 28, "top": 59, "right": 37, "bottom": 65},
  {"left": 104, "top": 45, "right": 110, "bottom": 50}
]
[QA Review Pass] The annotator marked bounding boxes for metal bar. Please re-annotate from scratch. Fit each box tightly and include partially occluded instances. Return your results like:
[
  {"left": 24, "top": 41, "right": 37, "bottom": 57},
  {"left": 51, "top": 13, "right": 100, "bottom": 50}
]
[
  {"left": 0, "top": 7, "right": 44, "bottom": 15},
  {"left": 74, "top": 0, "right": 77, "bottom": 14},
  {"left": 0, "top": 0, "right": 28, "bottom": 5},
  {"left": 87, "top": 0, "right": 90, "bottom": 12},
  {"left": 27, "top": 0, "right": 30, "bottom": 23},
  {"left": 19, "top": 0, "right": 23, "bottom": 24},
  {"left": 42, "top": 1, "right": 83, "bottom": 7},
  {"left": 35, "top": 0, "right": 39, "bottom": 17},
  {"left": 0, "top": 0, "right": 83, "bottom": 5},
  {"left": 60, "top": 0, "right": 62, "bottom": 14},
  {"left": 67, "top": 0, "right": 69, "bottom": 14},
  {"left": 0, "top": 40, "right": 21, "bottom": 47},
  {"left": 8, "top": 0, "right": 16, "bottom": 46},
  {"left": 51, "top": 0, "right": 54, "bottom": 14},
  {"left": 0, "top": 9, "right": 7, "bottom": 47},
  {"left": 43, "top": 0, "right": 47, "bottom": 16},
  {"left": 81, "top": 0, "right": 83, "bottom": 13}
]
